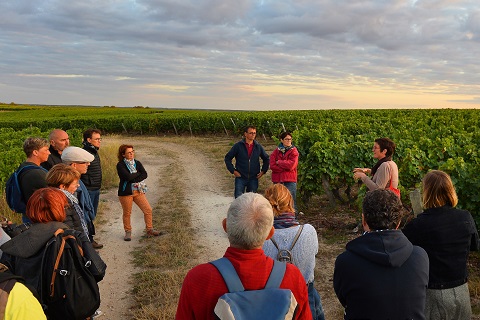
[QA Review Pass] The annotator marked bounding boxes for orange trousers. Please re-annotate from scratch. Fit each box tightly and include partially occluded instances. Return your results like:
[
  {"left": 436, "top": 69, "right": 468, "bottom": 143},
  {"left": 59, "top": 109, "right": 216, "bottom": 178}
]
[{"left": 118, "top": 191, "right": 153, "bottom": 231}]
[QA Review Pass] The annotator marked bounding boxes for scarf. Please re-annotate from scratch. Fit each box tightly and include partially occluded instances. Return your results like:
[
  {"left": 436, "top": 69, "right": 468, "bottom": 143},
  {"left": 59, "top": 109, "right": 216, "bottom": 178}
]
[
  {"left": 61, "top": 189, "right": 89, "bottom": 237},
  {"left": 371, "top": 156, "right": 392, "bottom": 177},
  {"left": 273, "top": 212, "right": 300, "bottom": 229},
  {"left": 277, "top": 143, "right": 294, "bottom": 155},
  {"left": 124, "top": 158, "right": 148, "bottom": 193}
]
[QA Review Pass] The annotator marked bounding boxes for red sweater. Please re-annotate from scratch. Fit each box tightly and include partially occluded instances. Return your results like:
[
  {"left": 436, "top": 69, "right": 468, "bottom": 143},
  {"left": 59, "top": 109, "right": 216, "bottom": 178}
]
[
  {"left": 175, "top": 247, "right": 312, "bottom": 319},
  {"left": 270, "top": 147, "right": 299, "bottom": 183}
]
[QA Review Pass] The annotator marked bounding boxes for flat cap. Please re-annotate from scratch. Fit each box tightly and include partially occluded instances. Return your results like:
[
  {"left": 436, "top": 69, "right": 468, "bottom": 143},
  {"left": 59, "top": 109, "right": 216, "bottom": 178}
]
[{"left": 61, "top": 146, "right": 94, "bottom": 163}]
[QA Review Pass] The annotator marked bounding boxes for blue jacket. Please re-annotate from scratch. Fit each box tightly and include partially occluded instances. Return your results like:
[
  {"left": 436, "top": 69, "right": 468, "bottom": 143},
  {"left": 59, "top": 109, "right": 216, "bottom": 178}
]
[
  {"left": 77, "top": 181, "right": 95, "bottom": 222},
  {"left": 225, "top": 139, "right": 269, "bottom": 180}
]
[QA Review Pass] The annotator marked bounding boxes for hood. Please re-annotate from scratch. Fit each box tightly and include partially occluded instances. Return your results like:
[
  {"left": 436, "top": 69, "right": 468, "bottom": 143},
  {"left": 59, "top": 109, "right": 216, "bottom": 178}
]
[
  {"left": 1, "top": 222, "right": 68, "bottom": 258},
  {"left": 346, "top": 230, "right": 413, "bottom": 267}
]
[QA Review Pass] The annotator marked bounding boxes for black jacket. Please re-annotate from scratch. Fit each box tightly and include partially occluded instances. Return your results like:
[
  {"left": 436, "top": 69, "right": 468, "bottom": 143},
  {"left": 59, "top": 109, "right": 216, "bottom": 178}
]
[
  {"left": 81, "top": 143, "right": 102, "bottom": 190},
  {"left": 0, "top": 222, "right": 106, "bottom": 293},
  {"left": 224, "top": 139, "right": 269, "bottom": 179},
  {"left": 403, "top": 205, "right": 479, "bottom": 289},
  {"left": 116, "top": 159, "right": 147, "bottom": 196},
  {"left": 41, "top": 146, "right": 63, "bottom": 171},
  {"left": 334, "top": 230, "right": 429, "bottom": 320},
  {"left": 18, "top": 162, "right": 48, "bottom": 203}
]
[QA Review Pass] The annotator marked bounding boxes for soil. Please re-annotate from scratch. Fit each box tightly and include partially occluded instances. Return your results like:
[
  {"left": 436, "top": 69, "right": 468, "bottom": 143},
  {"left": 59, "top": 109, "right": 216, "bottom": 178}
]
[{"left": 96, "top": 137, "right": 231, "bottom": 319}]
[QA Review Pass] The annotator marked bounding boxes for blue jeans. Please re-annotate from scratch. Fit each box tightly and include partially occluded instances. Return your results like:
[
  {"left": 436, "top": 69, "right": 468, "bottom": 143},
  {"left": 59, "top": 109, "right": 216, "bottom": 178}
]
[
  {"left": 308, "top": 282, "right": 325, "bottom": 320},
  {"left": 282, "top": 182, "right": 297, "bottom": 212},
  {"left": 234, "top": 177, "right": 259, "bottom": 198}
]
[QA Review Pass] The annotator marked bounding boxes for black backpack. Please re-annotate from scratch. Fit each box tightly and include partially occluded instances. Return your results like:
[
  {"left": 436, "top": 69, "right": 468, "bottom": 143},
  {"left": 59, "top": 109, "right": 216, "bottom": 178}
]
[
  {"left": 40, "top": 229, "right": 102, "bottom": 320},
  {"left": 5, "top": 165, "right": 47, "bottom": 214},
  {"left": 270, "top": 225, "right": 304, "bottom": 263}
]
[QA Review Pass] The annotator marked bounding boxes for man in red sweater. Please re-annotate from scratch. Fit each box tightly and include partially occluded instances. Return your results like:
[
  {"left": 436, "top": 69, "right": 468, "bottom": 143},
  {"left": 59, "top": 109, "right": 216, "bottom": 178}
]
[{"left": 176, "top": 192, "right": 312, "bottom": 319}]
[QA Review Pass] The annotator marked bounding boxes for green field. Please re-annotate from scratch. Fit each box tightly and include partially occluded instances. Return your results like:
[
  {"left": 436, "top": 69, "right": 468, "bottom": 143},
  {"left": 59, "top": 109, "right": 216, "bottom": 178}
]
[{"left": 1, "top": 104, "right": 479, "bottom": 223}]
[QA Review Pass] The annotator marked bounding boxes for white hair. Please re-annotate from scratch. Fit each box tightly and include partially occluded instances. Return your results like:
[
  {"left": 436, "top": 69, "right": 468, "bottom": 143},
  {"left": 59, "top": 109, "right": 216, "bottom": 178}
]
[{"left": 226, "top": 193, "right": 274, "bottom": 249}]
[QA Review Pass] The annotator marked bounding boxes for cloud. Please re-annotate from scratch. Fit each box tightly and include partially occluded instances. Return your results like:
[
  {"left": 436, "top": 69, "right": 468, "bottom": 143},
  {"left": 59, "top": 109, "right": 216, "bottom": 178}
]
[{"left": 0, "top": 0, "right": 479, "bottom": 109}]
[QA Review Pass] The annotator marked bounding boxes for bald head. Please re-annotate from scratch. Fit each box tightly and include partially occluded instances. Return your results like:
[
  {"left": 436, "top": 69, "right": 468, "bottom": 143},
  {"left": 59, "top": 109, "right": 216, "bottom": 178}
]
[{"left": 49, "top": 129, "right": 70, "bottom": 153}]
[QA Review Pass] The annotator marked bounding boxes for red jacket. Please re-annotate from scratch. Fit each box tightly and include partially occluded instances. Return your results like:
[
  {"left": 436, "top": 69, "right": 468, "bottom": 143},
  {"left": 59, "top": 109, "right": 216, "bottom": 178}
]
[
  {"left": 176, "top": 247, "right": 312, "bottom": 319},
  {"left": 270, "top": 146, "right": 299, "bottom": 183}
]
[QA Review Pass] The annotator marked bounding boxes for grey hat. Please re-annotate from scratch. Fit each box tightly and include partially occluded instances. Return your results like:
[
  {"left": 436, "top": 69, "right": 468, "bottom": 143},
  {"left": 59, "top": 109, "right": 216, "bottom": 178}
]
[{"left": 61, "top": 146, "right": 94, "bottom": 163}]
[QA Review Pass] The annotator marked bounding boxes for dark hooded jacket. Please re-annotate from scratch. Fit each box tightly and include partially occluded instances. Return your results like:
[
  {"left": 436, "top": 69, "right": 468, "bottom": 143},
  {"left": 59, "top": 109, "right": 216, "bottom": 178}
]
[
  {"left": 0, "top": 222, "right": 106, "bottom": 294},
  {"left": 333, "top": 230, "right": 429, "bottom": 320}
]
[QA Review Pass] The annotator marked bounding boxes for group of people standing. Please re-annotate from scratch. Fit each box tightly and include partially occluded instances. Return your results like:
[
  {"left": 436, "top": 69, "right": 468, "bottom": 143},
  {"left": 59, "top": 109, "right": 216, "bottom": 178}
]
[
  {"left": 0, "top": 129, "right": 164, "bottom": 319},
  {"left": 220, "top": 128, "right": 478, "bottom": 319},
  {"left": 340, "top": 137, "right": 479, "bottom": 319},
  {"left": 224, "top": 126, "right": 300, "bottom": 210}
]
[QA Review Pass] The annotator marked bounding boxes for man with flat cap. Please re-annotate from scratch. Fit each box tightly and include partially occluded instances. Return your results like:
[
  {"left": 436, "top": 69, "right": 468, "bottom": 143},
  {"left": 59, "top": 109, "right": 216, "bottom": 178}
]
[{"left": 62, "top": 147, "right": 103, "bottom": 249}]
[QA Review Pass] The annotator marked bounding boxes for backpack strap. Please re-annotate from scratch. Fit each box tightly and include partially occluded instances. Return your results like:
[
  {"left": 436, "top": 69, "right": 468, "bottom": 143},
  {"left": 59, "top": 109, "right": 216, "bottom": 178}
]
[
  {"left": 264, "top": 260, "right": 286, "bottom": 289},
  {"left": 210, "top": 258, "right": 245, "bottom": 292},
  {"left": 50, "top": 229, "right": 67, "bottom": 298},
  {"left": 289, "top": 225, "right": 304, "bottom": 251},
  {"left": 270, "top": 224, "right": 304, "bottom": 253},
  {"left": 210, "top": 258, "right": 287, "bottom": 292}
]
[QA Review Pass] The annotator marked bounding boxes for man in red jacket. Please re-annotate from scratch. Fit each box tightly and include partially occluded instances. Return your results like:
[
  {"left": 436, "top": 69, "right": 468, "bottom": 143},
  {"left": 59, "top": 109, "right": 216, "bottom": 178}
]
[{"left": 176, "top": 192, "right": 312, "bottom": 319}]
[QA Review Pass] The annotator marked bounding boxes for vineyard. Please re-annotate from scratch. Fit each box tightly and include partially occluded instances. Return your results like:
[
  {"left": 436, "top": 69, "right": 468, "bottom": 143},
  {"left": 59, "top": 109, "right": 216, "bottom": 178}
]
[{"left": 1, "top": 104, "right": 479, "bottom": 223}]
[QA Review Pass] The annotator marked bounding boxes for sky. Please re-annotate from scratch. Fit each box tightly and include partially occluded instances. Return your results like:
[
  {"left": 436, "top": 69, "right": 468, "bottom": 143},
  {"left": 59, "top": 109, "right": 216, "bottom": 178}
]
[{"left": 1, "top": 0, "right": 479, "bottom": 110}]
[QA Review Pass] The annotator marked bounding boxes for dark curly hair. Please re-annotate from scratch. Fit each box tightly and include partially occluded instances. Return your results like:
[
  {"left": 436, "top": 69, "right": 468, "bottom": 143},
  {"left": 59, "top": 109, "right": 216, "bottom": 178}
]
[{"left": 363, "top": 189, "right": 404, "bottom": 230}]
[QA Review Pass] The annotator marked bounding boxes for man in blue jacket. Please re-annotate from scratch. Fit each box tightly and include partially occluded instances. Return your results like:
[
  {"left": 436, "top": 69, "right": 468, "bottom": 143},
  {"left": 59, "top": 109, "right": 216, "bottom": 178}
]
[{"left": 225, "top": 126, "right": 269, "bottom": 198}]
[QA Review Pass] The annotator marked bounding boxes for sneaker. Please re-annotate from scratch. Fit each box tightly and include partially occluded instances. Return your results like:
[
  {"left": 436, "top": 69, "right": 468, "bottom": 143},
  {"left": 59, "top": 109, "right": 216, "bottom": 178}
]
[
  {"left": 91, "top": 240, "right": 104, "bottom": 249},
  {"left": 93, "top": 309, "right": 103, "bottom": 317},
  {"left": 146, "top": 229, "right": 163, "bottom": 237},
  {"left": 124, "top": 231, "right": 132, "bottom": 241}
]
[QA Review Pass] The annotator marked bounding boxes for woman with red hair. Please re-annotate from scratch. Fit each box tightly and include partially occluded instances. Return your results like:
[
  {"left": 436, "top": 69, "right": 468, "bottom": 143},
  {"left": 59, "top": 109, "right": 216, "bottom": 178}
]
[{"left": 0, "top": 187, "right": 106, "bottom": 319}]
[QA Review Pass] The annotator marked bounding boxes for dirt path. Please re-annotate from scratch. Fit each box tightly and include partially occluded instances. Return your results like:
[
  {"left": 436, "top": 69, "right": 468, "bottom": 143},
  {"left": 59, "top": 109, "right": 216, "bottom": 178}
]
[{"left": 96, "top": 137, "right": 230, "bottom": 319}]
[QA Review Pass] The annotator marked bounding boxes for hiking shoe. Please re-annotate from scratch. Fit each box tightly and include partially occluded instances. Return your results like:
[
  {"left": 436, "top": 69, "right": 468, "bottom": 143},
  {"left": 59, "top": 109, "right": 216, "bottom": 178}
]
[
  {"left": 146, "top": 229, "right": 163, "bottom": 237},
  {"left": 124, "top": 231, "right": 132, "bottom": 241},
  {"left": 91, "top": 240, "right": 104, "bottom": 249}
]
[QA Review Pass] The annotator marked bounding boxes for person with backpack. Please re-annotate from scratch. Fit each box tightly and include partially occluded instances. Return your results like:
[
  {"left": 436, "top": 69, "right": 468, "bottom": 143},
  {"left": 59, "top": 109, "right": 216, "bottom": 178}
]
[
  {"left": 262, "top": 184, "right": 324, "bottom": 320},
  {"left": 176, "top": 192, "right": 311, "bottom": 319},
  {"left": 0, "top": 187, "right": 106, "bottom": 320},
  {"left": 8, "top": 137, "right": 50, "bottom": 223}
]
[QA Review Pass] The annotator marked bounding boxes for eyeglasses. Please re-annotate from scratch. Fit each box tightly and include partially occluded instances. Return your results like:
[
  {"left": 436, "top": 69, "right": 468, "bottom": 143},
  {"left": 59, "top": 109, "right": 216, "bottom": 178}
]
[
  {"left": 125, "top": 150, "right": 135, "bottom": 154},
  {"left": 283, "top": 138, "right": 292, "bottom": 141}
]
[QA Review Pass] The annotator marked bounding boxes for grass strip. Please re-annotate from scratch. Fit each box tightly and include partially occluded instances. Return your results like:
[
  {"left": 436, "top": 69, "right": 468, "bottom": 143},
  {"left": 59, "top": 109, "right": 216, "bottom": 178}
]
[{"left": 129, "top": 154, "right": 196, "bottom": 319}]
